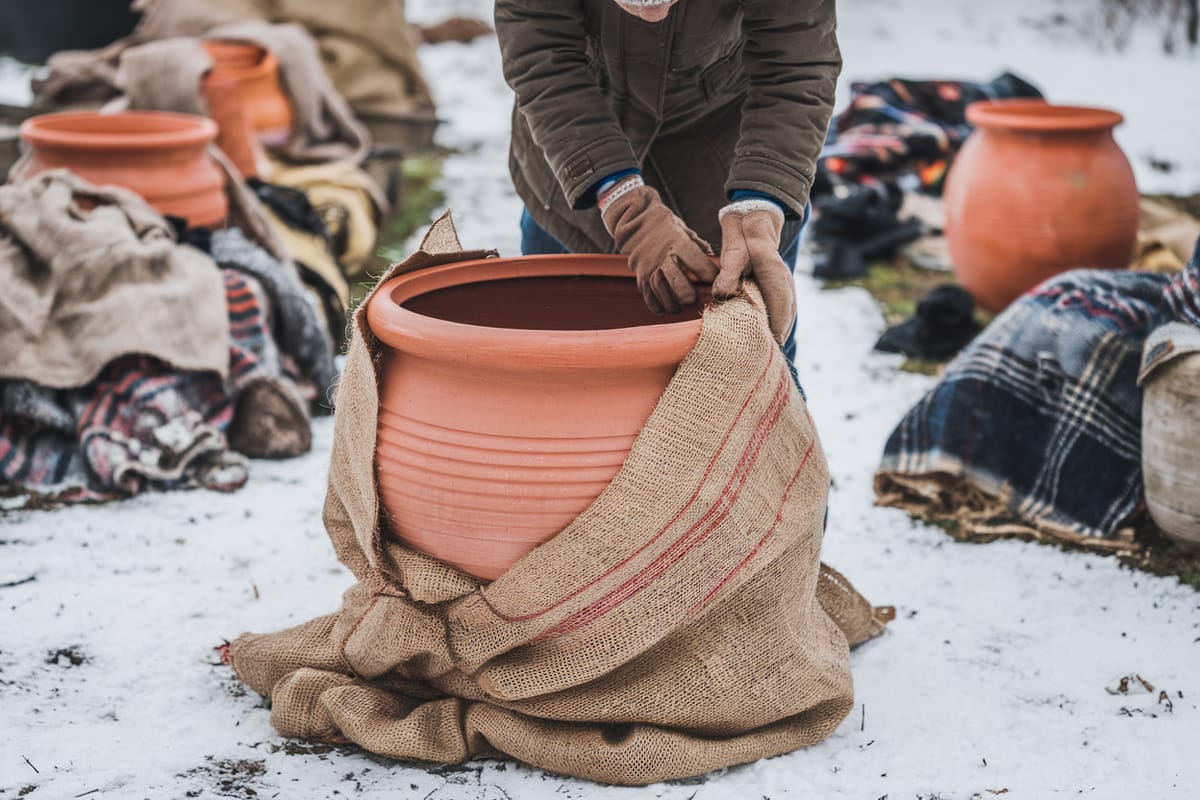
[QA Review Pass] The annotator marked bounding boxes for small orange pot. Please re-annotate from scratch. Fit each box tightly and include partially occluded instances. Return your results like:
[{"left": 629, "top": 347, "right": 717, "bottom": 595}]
[
  {"left": 18, "top": 110, "right": 227, "bottom": 227},
  {"left": 367, "top": 255, "right": 707, "bottom": 581},
  {"left": 202, "top": 73, "right": 260, "bottom": 178},
  {"left": 944, "top": 100, "right": 1139, "bottom": 313},
  {"left": 202, "top": 39, "right": 293, "bottom": 146}
]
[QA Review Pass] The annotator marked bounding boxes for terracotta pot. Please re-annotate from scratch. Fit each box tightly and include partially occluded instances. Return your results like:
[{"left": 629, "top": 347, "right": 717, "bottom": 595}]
[
  {"left": 367, "top": 255, "right": 707, "bottom": 580},
  {"left": 944, "top": 99, "right": 1139, "bottom": 313},
  {"left": 202, "top": 73, "right": 261, "bottom": 178},
  {"left": 202, "top": 40, "right": 293, "bottom": 146},
  {"left": 18, "top": 110, "right": 227, "bottom": 228}
]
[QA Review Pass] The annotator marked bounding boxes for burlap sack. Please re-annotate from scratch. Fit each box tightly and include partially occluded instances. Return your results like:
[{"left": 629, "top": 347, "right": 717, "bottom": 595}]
[{"left": 230, "top": 213, "right": 889, "bottom": 785}]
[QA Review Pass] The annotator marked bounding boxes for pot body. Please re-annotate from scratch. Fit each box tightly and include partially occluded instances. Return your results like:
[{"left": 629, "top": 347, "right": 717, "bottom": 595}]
[
  {"left": 1143, "top": 352, "right": 1200, "bottom": 552},
  {"left": 367, "top": 255, "right": 706, "bottom": 580},
  {"left": 19, "top": 110, "right": 227, "bottom": 228},
  {"left": 944, "top": 100, "right": 1139, "bottom": 313},
  {"left": 203, "top": 40, "right": 293, "bottom": 146}
]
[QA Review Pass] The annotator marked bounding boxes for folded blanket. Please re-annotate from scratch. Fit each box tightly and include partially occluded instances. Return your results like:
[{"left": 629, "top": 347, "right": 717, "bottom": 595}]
[
  {"left": 0, "top": 170, "right": 229, "bottom": 390},
  {"left": 228, "top": 214, "right": 888, "bottom": 785},
  {"left": 876, "top": 237, "right": 1200, "bottom": 548}
]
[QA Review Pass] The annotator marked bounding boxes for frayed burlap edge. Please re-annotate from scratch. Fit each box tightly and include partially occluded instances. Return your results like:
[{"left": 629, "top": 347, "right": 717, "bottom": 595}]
[{"left": 874, "top": 469, "right": 1140, "bottom": 555}]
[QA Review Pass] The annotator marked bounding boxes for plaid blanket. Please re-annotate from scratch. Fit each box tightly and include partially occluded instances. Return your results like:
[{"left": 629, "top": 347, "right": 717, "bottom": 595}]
[{"left": 875, "top": 238, "right": 1200, "bottom": 545}]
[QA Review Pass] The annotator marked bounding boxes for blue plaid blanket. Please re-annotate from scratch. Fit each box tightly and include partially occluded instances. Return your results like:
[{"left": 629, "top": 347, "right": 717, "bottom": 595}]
[{"left": 876, "top": 238, "right": 1200, "bottom": 545}]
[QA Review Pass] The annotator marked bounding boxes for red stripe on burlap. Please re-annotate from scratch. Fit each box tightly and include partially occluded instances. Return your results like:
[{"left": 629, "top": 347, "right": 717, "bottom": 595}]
[
  {"left": 487, "top": 353, "right": 779, "bottom": 624},
  {"left": 529, "top": 372, "right": 793, "bottom": 642},
  {"left": 689, "top": 440, "right": 817, "bottom": 616}
]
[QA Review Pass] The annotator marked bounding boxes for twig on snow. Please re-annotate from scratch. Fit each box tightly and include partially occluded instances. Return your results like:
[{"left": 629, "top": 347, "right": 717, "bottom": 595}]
[
  {"left": 1, "top": 574, "right": 36, "bottom": 589},
  {"left": 23, "top": 755, "right": 39, "bottom": 773}
]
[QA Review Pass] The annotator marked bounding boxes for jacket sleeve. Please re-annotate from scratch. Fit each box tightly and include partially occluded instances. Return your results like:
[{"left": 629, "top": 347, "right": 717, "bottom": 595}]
[
  {"left": 494, "top": 2, "right": 640, "bottom": 209},
  {"left": 726, "top": 0, "right": 841, "bottom": 218}
]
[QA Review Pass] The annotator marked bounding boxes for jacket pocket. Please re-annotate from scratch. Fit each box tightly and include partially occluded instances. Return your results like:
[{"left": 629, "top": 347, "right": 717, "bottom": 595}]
[{"left": 698, "top": 42, "right": 748, "bottom": 103}]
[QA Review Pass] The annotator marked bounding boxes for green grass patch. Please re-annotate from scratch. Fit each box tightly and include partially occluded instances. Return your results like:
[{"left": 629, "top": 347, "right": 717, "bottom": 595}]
[{"left": 823, "top": 258, "right": 970, "bottom": 326}]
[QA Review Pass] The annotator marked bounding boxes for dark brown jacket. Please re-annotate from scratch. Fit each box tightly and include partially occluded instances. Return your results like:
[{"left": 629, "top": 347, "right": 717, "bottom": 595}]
[{"left": 495, "top": 0, "right": 841, "bottom": 253}]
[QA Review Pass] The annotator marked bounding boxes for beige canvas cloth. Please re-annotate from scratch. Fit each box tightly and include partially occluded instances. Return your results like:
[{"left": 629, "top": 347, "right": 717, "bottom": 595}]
[
  {"left": 1132, "top": 197, "right": 1200, "bottom": 274},
  {"left": 0, "top": 170, "right": 228, "bottom": 389},
  {"left": 130, "top": 0, "right": 433, "bottom": 117},
  {"left": 229, "top": 213, "right": 889, "bottom": 785},
  {"left": 32, "top": 14, "right": 369, "bottom": 165}
]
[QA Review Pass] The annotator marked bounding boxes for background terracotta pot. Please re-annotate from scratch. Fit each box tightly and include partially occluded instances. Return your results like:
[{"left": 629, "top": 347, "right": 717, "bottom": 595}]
[
  {"left": 202, "top": 40, "right": 293, "bottom": 146},
  {"left": 19, "top": 110, "right": 227, "bottom": 228},
  {"left": 202, "top": 73, "right": 261, "bottom": 179},
  {"left": 944, "top": 99, "right": 1139, "bottom": 313},
  {"left": 367, "top": 255, "right": 707, "bottom": 580}
]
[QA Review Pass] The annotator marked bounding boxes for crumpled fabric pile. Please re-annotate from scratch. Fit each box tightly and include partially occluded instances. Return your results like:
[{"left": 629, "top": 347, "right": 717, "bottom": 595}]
[
  {"left": 0, "top": 171, "right": 335, "bottom": 505},
  {"left": 809, "top": 72, "right": 1042, "bottom": 281}
]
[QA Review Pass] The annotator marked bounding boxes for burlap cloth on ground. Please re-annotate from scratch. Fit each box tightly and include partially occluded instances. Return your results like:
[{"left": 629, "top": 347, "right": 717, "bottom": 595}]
[
  {"left": 230, "top": 214, "right": 888, "bottom": 786},
  {"left": 0, "top": 170, "right": 228, "bottom": 389}
]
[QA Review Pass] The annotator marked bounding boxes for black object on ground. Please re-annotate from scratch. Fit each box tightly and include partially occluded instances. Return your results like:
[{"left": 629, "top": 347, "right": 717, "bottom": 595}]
[{"left": 874, "top": 283, "right": 982, "bottom": 361}]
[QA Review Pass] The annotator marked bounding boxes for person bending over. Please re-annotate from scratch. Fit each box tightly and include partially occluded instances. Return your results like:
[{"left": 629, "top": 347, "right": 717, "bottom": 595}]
[{"left": 496, "top": 0, "right": 840, "bottom": 366}]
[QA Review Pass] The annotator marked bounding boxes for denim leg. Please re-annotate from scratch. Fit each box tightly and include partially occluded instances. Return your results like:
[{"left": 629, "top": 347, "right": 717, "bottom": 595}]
[
  {"left": 777, "top": 205, "right": 810, "bottom": 397},
  {"left": 520, "top": 208, "right": 571, "bottom": 255}
]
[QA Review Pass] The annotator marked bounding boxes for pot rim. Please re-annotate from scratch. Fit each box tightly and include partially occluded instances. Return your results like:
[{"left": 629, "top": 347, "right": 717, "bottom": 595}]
[
  {"left": 366, "top": 255, "right": 706, "bottom": 370},
  {"left": 19, "top": 110, "right": 218, "bottom": 151},
  {"left": 966, "top": 99, "right": 1123, "bottom": 132}
]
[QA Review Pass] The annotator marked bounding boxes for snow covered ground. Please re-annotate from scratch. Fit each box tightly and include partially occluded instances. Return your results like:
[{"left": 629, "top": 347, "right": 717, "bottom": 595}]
[{"left": 3, "top": 1, "right": 1199, "bottom": 798}]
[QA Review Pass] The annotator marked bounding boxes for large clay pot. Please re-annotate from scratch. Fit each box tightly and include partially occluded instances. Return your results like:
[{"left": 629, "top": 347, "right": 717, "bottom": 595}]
[
  {"left": 367, "top": 255, "right": 707, "bottom": 580},
  {"left": 944, "top": 99, "right": 1139, "bottom": 313},
  {"left": 202, "top": 40, "right": 293, "bottom": 146},
  {"left": 18, "top": 110, "right": 227, "bottom": 228}
]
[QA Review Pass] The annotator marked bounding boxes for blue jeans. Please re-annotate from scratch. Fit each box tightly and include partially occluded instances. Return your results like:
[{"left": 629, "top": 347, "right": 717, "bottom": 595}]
[{"left": 520, "top": 208, "right": 807, "bottom": 391}]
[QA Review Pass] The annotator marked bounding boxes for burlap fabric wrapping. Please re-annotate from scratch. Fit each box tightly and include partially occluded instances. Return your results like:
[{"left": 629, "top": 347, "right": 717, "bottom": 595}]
[
  {"left": 230, "top": 214, "right": 888, "bottom": 786},
  {"left": 0, "top": 170, "right": 228, "bottom": 388}
]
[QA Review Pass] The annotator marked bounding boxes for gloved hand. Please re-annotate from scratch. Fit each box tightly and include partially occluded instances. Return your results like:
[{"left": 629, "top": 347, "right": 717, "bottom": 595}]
[
  {"left": 713, "top": 199, "right": 796, "bottom": 345},
  {"left": 599, "top": 177, "right": 718, "bottom": 314}
]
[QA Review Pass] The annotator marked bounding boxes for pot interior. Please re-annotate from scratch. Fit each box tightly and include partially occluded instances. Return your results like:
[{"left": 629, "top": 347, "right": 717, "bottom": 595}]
[{"left": 401, "top": 275, "right": 710, "bottom": 331}]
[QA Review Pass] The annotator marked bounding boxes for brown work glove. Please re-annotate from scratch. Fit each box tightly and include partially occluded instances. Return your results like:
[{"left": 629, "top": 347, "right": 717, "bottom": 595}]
[
  {"left": 599, "top": 177, "right": 717, "bottom": 314},
  {"left": 713, "top": 199, "right": 796, "bottom": 345}
]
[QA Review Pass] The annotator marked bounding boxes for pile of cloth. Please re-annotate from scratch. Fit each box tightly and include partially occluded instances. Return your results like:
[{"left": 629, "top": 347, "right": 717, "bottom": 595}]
[
  {"left": 26, "top": 0, "right": 400, "bottom": 341},
  {"left": 875, "top": 235, "right": 1200, "bottom": 550},
  {"left": 0, "top": 170, "right": 335, "bottom": 504},
  {"left": 225, "top": 215, "right": 892, "bottom": 786},
  {"left": 0, "top": 0, "right": 438, "bottom": 503},
  {"left": 809, "top": 72, "right": 1042, "bottom": 281}
]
